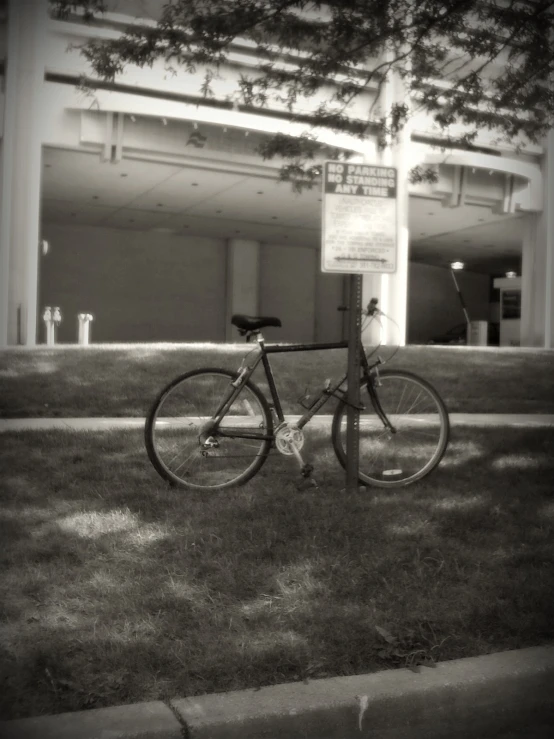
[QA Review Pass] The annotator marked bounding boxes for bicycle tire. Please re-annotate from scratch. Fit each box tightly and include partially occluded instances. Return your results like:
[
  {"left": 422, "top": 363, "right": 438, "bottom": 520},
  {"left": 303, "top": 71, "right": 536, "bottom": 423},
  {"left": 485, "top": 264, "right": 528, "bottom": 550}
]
[
  {"left": 331, "top": 369, "right": 449, "bottom": 488},
  {"left": 145, "top": 367, "right": 273, "bottom": 491}
]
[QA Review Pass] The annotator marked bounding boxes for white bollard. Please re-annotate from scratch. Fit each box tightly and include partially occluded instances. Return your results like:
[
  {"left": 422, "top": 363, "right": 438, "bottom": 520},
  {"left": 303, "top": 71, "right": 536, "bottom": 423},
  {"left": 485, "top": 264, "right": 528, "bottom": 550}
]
[
  {"left": 77, "top": 313, "right": 94, "bottom": 345},
  {"left": 43, "top": 306, "right": 54, "bottom": 345},
  {"left": 52, "top": 307, "right": 62, "bottom": 344}
]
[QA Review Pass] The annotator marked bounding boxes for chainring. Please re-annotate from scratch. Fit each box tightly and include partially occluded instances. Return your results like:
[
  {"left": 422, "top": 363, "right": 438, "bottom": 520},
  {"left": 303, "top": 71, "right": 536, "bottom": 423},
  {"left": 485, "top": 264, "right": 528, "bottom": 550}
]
[{"left": 275, "top": 423, "right": 305, "bottom": 456}]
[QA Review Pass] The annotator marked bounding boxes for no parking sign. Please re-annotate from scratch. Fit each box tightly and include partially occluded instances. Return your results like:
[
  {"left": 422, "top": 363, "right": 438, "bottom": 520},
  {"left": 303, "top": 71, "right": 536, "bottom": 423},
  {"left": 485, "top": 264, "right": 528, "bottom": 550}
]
[{"left": 321, "top": 161, "right": 398, "bottom": 273}]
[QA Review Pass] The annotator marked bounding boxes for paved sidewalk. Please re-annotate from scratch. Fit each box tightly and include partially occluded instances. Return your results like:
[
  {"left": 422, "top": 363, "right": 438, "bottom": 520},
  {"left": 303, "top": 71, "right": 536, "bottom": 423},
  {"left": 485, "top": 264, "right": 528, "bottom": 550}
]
[{"left": 1, "top": 413, "right": 554, "bottom": 432}]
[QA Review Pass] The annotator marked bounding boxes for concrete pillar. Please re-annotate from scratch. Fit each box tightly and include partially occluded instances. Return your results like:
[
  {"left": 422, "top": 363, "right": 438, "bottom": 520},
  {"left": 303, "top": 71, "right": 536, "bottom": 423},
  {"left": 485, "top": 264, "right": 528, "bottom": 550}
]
[
  {"left": 361, "top": 68, "right": 410, "bottom": 348},
  {"left": 0, "top": 0, "right": 46, "bottom": 345},
  {"left": 361, "top": 273, "right": 384, "bottom": 346},
  {"left": 520, "top": 129, "right": 554, "bottom": 348},
  {"left": 544, "top": 129, "right": 554, "bottom": 349},
  {"left": 225, "top": 239, "right": 260, "bottom": 341}
]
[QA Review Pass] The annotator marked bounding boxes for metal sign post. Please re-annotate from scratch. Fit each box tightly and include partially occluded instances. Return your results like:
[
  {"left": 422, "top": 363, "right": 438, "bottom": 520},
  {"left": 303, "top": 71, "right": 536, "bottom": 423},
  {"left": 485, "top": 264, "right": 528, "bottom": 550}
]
[
  {"left": 346, "top": 274, "right": 363, "bottom": 493},
  {"left": 321, "top": 160, "right": 398, "bottom": 494}
]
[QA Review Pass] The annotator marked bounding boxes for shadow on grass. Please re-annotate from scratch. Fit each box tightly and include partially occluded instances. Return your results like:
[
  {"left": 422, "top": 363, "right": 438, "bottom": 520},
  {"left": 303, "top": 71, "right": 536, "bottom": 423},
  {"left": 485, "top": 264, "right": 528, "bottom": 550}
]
[{"left": 1, "top": 427, "right": 553, "bottom": 719}]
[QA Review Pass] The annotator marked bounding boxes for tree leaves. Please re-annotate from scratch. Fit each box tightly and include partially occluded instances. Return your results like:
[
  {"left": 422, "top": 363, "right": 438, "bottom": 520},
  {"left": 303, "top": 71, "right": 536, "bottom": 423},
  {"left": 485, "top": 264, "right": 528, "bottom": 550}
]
[{"left": 50, "top": 0, "right": 554, "bottom": 182}]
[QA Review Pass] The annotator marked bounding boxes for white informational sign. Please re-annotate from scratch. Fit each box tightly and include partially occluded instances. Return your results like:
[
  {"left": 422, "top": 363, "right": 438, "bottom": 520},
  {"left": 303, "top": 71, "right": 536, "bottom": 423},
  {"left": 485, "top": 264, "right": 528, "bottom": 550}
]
[{"left": 321, "top": 161, "right": 397, "bottom": 273}]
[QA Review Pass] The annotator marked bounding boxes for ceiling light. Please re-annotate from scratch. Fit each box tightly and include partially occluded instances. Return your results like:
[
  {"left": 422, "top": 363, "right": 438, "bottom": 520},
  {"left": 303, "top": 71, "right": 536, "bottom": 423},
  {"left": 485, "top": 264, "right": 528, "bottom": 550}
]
[
  {"left": 505, "top": 271, "right": 517, "bottom": 278},
  {"left": 161, "top": 118, "right": 168, "bottom": 126},
  {"left": 130, "top": 115, "right": 136, "bottom": 122},
  {"left": 451, "top": 261, "right": 464, "bottom": 270}
]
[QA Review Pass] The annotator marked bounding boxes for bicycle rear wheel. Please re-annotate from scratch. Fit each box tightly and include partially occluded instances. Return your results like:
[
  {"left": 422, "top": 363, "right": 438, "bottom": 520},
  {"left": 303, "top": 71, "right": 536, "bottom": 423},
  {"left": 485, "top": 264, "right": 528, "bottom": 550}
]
[
  {"left": 145, "top": 368, "right": 273, "bottom": 490},
  {"left": 332, "top": 369, "right": 449, "bottom": 487}
]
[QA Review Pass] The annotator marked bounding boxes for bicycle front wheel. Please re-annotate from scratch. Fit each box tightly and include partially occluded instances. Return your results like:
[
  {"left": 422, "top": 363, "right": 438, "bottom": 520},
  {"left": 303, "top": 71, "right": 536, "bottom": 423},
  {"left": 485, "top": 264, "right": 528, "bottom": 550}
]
[
  {"left": 145, "top": 368, "right": 273, "bottom": 491},
  {"left": 332, "top": 369, "right": 449, "bottom": 487}
]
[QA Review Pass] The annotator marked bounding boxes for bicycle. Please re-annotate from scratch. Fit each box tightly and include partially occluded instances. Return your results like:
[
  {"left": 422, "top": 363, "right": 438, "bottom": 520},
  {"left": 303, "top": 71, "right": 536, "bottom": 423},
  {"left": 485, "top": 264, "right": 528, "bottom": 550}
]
[{"left": 145, "top": 298, "right": 450, "bottom": 491}]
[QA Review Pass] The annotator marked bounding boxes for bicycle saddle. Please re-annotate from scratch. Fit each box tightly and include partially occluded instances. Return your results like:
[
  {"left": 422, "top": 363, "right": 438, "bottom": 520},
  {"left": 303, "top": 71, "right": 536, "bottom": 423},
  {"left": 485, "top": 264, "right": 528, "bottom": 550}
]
[{"left": 231, "top": 314, "right": 282, "bottom": 333}]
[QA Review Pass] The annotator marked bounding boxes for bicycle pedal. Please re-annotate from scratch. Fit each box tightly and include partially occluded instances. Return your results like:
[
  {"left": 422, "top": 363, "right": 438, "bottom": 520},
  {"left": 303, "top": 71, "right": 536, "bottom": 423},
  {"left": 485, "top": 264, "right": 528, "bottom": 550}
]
[{"left": 300, "top": 463, "right": 314, "bottom": 478}]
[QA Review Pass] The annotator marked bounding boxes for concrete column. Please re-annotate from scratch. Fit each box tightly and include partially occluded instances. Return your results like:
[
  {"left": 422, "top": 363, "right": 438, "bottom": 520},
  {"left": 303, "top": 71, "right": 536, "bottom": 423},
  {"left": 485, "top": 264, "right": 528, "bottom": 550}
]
[
  {"left": 361, "top": 67, "right": 410, "bottom": 348},
  {"left": 521, "top": 215, "right": 543, "bottom": 346},
  {"left": 0, "top": 0, "right": 46, "bottom": 345},
  {"left": 520, "top": 129, "right": 554, "bottom": 348},
  {"left": 544, "top": 129, "right": 554, "bottom": 349},
  {"left": 225, "top": 239, "right": 260, "bottom": 341},
  {"left": 361, "top": 273, "right": 384, "bottom": 346}
]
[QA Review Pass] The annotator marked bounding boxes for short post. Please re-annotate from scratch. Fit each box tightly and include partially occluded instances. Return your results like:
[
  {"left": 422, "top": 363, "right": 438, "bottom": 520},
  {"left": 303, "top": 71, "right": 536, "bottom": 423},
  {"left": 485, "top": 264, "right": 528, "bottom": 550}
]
[
  {"left": 346, "top": 274, "right": 362, "bottom": 493},
  {"left": 43, "top": 306, "right": 54, "bottom": 345},
  {"left": 52, "top": 307, "right": 62, "bottom": 344},
  {"left": 450, "top": 266, "right": 471, "bottom": 341},
  {"left": 77, "top": 313, "right": 94, "bottom": 345}
]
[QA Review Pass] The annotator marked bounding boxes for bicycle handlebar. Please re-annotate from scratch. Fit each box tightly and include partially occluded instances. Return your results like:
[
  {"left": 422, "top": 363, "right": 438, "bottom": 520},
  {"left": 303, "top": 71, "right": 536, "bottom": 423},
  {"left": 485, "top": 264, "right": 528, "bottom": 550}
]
[
  {"left": 366, "top": 297, "right": 379, "bottom": 316},
  {"left": 337, "top": 297, "right": 380, "bottom": 316}
]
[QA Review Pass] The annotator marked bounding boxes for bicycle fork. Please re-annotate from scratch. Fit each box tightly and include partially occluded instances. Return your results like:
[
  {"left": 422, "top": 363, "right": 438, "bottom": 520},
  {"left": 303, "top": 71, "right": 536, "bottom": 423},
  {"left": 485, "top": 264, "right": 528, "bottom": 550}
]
[{"left": 365, "top": 369, "right": 397, "bottom": 433}]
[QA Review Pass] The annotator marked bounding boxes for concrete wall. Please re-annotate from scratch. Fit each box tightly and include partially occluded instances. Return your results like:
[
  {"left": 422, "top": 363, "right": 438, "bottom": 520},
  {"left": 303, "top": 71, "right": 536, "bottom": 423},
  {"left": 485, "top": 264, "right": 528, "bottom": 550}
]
[
  {"left": 38, "top": 224, "right": 493, "bottom": 346},
  {"left": 259, "top": 244, "right": 317, "bottom": 342},
  {"left": 42, "top": 223, "right": 496, "bottom": 346},
  {"left": 407, "top": 262, "right": 490, "bottom": 344},
  {"left": 39, "top": 224, "right": 346, "bottom": 344},
  {"left": 40, "top": 224, "right": 226, "bottom": 342},
  {"left": 316, "top": 268, "right": 345, "bottom": 342}
]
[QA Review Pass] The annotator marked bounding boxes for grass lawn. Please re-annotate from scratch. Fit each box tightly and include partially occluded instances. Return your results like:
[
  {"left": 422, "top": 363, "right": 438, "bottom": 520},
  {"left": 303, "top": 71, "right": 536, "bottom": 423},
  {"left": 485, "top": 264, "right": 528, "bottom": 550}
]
[
  {"left": 1, "top": 425, "right": 553, "bottom": 720},
  {"left": 1, "top": 344, "right": 554, "bottom": 418}
]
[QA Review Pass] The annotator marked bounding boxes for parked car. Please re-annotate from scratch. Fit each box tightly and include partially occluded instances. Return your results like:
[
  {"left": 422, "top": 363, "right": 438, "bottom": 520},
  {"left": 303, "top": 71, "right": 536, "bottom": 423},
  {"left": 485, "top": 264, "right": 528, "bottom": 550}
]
[{"left": 427, "top": 323, "right": 467, "bottom": 345}]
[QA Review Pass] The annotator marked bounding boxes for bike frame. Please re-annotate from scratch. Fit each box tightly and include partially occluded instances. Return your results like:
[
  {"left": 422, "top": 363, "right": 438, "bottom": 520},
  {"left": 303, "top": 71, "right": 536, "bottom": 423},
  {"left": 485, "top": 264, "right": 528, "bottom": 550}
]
[{"left": 211, "top": 334, "right": 388, "bottom": 441}]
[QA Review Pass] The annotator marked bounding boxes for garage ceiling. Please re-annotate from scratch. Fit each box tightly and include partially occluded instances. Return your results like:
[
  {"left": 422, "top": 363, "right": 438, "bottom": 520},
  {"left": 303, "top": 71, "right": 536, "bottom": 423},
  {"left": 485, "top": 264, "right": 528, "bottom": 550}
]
[{"left": 41, "top": 147, "right": 523, "bottom": 275}]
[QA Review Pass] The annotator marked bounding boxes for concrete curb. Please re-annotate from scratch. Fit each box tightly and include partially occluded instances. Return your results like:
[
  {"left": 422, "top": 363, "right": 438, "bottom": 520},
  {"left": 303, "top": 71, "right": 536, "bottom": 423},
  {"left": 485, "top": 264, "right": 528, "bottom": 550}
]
[
  {"left": 1, "top": 413, "right": 554, "bottom": 432},
  {"left": 1, "top": 647, "right": 553, "bottom": 738},
  {"left": 0, "top": 700, "right": 184, "bottom": 738}
]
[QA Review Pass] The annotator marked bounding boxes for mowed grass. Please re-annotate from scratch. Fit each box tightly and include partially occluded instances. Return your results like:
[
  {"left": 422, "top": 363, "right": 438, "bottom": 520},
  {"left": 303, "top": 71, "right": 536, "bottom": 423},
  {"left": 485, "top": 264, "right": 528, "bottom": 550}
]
[
  {"left": 1, "top": 344, "right": 554, "bottom": 418},
  {"left": 1, "top": 425, "right": 553, "bottom": 720}
]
